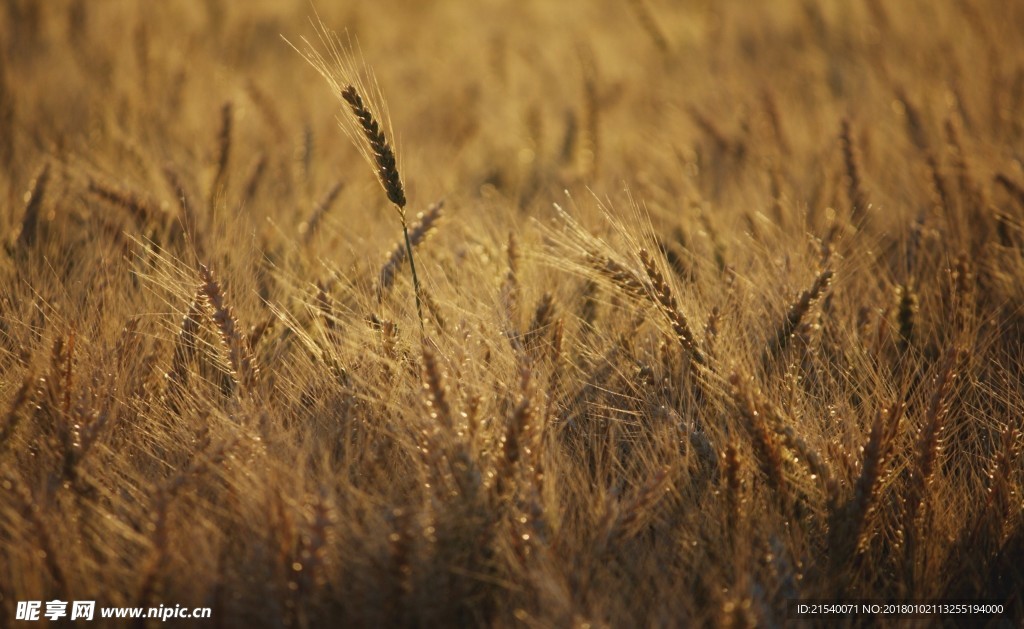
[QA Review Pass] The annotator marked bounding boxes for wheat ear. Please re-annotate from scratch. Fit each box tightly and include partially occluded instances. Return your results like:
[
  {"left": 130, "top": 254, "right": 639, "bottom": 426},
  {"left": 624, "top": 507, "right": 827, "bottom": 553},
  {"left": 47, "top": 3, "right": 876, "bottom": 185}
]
[
  {"left": 0, "top": 371, "right": 35, "bottom": 457},
  {"left": 840, "top": 118, "right": 869, "bottom": 224},
  {"left": 339, "top": 85, "right": 423, "bottom": 328},
  {"left": 300, "top": 180, "right": 345, "bottom": 245},
  {"left": 831, "top": 403, "right": 905, "bottom": 562},
  {"left": 421, "top": 342, "right": 452, "bottom": 430},
  {"left": 639, "top": 249, "right": 705, "bottom": 365},
  {"left": 994, "top": 172, "right": 1024, "bottom": 208},
  {"left": 208, "top": 101, "right": 233, "bottom": 213},
  {"left": 763, "top": 268, "right": 833, "bottom": 365},
  {"left": 906, "top": 348, "right": 961, "bottom": 527},
  {"left": 377, "top": 201, "right": 443, "bottom": 299},
  {"left": 16, "top": 162, "right": 50, "bottom": 249},
  {"left": 341, "top": 86, "right": 404, "bottom": 208},
  {"left": 88, "top": 178, "right": 159, "bottom": 226},
  {"left": 199, "top": 265, "right": 257, "bottom": 391}
]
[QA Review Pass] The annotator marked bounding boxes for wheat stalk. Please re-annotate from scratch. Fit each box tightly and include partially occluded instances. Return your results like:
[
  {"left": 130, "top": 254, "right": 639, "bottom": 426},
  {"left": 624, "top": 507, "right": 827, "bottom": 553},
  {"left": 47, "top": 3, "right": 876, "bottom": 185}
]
[
  {"left": 340, "top": 86, "right": 405, "bottom": 208},
  {"left": 285, "top": 20, "right": 424, "bottom": 328}
]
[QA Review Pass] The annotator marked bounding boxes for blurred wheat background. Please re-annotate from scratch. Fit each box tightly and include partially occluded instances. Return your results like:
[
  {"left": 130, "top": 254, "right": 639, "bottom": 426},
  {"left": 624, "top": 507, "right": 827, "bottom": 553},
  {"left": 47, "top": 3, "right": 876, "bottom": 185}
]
[{"left": 1, "top": 1, "right": 1023, "bottom": 626}]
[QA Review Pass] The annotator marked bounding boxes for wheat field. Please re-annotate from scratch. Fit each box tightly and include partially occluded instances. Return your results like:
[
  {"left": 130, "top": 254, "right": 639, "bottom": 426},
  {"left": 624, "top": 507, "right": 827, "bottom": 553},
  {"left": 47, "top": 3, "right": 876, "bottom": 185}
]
[{"left": 1, "top": 1, "right": 1023, "bottom": 627}]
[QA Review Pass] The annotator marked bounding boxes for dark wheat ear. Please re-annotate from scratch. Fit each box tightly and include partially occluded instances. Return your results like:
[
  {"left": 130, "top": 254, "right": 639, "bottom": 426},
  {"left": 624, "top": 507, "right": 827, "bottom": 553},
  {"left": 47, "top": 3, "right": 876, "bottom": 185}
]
[
  {"left": 340, "top": 83, "right": 423, "bottom": 326},
  {"left": 341, "top": 86, "right": 406, "bottom": 211},
  {"left": 286, "top": 21, "right": 424, "bottom": 328}
]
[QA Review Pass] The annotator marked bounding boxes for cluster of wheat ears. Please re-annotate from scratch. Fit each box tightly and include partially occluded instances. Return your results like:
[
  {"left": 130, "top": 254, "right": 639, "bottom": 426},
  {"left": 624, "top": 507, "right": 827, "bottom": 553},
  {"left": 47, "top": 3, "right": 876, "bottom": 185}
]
[{"left": 1, "top": 1, "right": 1023, "bottom": 627}]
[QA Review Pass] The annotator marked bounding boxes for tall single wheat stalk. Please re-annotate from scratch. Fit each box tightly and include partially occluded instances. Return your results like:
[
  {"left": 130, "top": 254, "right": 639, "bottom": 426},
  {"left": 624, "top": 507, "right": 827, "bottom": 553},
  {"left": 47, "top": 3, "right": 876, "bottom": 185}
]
[{"left": 285, "top": 17, "right": 424, "bottom": 327}]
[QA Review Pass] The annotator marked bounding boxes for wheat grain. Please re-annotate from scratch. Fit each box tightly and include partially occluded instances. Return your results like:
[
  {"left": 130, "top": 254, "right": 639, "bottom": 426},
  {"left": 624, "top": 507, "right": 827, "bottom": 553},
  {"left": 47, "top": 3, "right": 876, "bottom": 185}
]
[
  {"left": 418, "top": 288, "right": 446, "bottom": 332},
  {"left": 895, "top": 87, "right": 928, "bottom": 151},
  {"left": 585, "top": 252, "right": 646, "bottom": 299},
  {"left": 87, "top": 178, "right": 159, "bottom": 226},
  {"left": 579, "top": 59, "right": 600, "bottom": 178}
]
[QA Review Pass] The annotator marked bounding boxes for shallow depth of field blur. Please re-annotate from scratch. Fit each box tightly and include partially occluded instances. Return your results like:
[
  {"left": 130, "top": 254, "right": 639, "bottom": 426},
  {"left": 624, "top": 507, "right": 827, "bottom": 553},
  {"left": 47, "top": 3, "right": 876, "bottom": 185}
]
[{"left": 1, "top": 1, "right": 1023, "bottom": 626}]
